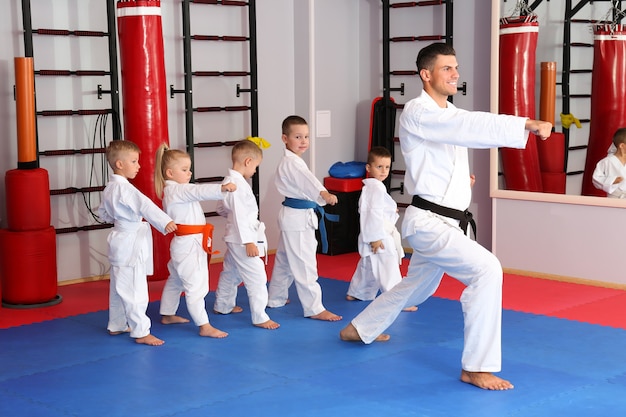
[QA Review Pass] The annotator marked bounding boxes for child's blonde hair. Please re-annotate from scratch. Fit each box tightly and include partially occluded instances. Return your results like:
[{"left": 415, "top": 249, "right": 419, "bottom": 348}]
[
  {"left": 154, "top": 143, "right": 190, "bottom": 198},
  {"left": 105, "top": 140, "right": 140, "bottom": 170},
  {"left": 232, "top": 139, "right": 263, "bottom": 163}
]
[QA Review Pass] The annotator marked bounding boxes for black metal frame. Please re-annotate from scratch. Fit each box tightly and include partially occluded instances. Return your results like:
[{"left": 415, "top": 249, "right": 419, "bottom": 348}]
[{"left": 174, "top": 0, "right": 260, "bottom": 205}]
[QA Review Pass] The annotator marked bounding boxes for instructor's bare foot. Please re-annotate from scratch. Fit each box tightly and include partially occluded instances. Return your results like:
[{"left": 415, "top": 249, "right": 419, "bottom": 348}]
[
  {"left": 199, "top": 323, "right": 228, "bottom": 338},
  {"left": 339, "top": 323, "right": 390, "bottom": 342},
  {"left": 345, "top": 295, "right": 359, "bottom": 301},
  {"left": 310, "top": 310, "right": 342, "bottom": 321},
  {"left": 213, "top": 306, "right": 243, "bottom": 315},
  {"left": 460, "top": 370, "right": 514, "bottom": 390},
  {"left": 402, "top": 306, "right": 418, "bottom": 312},
  {"left": 161, "top": 315, "right": 190, "bottom": 325},
  {"left": 135, "top": 334, "right": 164, "bottom": 346},
  {"left": 254, "top": 319, "right": 280, "bottom": 330}
]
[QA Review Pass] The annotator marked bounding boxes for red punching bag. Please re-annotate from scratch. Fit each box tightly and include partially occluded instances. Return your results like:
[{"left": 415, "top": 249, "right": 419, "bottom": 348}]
[
  {"left": 581, "top": 25, "right": 626, "bottom": 197},
  {"left": 499, "top": 16, "right": 543, "bottom": 192},
  {"left": 117, "top": 0, "right": 171, "bottom": 280}
]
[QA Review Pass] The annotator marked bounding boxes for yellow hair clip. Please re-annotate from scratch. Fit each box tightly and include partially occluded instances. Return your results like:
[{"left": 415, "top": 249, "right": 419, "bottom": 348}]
[
  {"left": 560, "top": 113, "right": 582, "bottom": 129},
  {"left": 247, "top": 136, "right": 271, "bottom": 149}
]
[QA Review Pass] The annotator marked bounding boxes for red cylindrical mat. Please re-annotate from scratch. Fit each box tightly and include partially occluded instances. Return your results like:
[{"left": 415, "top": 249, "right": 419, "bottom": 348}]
[
  {"left": 581, "top": 25, "right": 626, "bottom": 197},
  {"left": 499, "top": 17, "right": 543, "bottom": 192},
  {"left": 14, "top": 57, "right": 37, "bottom": 167},
  {"left": 541, "top": 172, "right": 566, "bottom": 194},
  {"left": 537, "top": 132, "right": 565, "bottom": 174},
  {"left": 5, "top": 168, "right": 51, "bottom": 231},
  {"left": 0, "top": 226, "right": 59, "bottom": 307},
  {"left": 117, "top": 1, "right": 171, "bottom": 280}
]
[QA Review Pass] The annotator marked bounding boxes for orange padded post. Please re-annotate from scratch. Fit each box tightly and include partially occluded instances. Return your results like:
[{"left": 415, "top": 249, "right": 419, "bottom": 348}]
[{"left": 14, "top": 57, "right": 38, "bottom": 168}]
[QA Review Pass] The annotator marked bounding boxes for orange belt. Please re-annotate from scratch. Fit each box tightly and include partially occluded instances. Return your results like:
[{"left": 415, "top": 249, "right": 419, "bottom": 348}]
[{"left": 174, "top": 223, "right": 218, "bottom": 255}]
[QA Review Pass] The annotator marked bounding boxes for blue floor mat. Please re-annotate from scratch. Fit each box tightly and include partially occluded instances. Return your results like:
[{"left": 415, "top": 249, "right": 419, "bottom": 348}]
[{"left": 1, "top": 278, "right": 625, "bottom": 417}]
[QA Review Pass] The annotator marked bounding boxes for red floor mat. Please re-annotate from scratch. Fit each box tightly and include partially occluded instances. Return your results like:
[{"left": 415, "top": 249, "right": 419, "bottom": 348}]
[{"left": 2, "top": 253, "right": 626, "bottom": 330}]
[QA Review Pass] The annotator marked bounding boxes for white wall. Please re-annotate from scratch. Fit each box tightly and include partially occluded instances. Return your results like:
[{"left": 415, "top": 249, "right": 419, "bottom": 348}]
[
  {"left": 493, "top": 196, "right": 626, "bottom": 285},
  {"left": 0, "top": 0, "right": 498, "bottom": 283}
]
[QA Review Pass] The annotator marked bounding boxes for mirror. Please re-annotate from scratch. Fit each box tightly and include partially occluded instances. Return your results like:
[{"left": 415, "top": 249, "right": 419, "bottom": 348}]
[{"left": 490, "top": 0, "right": 626, "bottom": 208}]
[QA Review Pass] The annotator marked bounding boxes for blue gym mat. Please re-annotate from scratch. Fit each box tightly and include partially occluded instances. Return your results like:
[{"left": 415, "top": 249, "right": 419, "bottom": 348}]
[{"left": 1, "top": 278, "right": 625, "bottom": 417}]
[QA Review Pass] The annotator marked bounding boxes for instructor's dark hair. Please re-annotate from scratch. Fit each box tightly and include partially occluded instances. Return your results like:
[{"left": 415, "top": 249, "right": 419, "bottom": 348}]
[{"left": 416, "top": 42, "right": 456, "bottom": 72}]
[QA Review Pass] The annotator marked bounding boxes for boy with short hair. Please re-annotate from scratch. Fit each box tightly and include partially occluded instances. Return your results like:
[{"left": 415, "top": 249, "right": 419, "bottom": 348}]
[
  {"left": 267, "top": 115, "right": 342, "bottom": 321},
  {"left": 98, "top": 140, "right": 177, "bottom": 346},
  {"left": 213, "top": 139, "right": 280, "bottom": 329},
  {"left": 346, "top": 146, "right": 416, "bottom": 312}
]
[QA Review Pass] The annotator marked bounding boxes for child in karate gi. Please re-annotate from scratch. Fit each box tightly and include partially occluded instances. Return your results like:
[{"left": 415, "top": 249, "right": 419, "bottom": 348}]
[
  {"left": 592, "top": 127, "right": 626, "bottom": 198},
  {"left": 154, "top": 144, "right": 236, "bottom": 338},
  {"left": 267, "top": 115, "right": 342, "bottom": 321},
  {"left": 346, "top": 146, "right": 417, "bottom": 312},
  {"left": 213, "top": 139, "right": 280, "bottom": 330},
  {"left": 98, "top": 140, "right": 177, "bottom": 346}
]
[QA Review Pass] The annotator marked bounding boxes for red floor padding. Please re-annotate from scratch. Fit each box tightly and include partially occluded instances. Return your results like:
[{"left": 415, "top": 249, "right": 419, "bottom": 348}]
[{"left": 2, "top": 253, "right": 625, "bottom": 330}]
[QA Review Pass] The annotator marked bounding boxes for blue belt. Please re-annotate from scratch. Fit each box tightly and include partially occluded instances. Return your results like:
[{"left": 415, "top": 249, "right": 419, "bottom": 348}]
[{"left": 282, "top": 197, "right": 340, "bottom": 254}]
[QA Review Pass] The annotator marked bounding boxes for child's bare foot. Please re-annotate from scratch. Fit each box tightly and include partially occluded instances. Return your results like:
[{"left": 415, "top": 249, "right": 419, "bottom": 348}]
[
  {"left": 345, "top": 295, "right": 360, "bottom": 301},
  {"left": 402, "top": 306, "right": 418, "bottom": 312},
  {"left": 135, "top": 334, "right": 164, "bottom": 346},
  {"left": 309, "top": 310, "right": 342, "bottom": 321},
  {"left": 108, "top": 327, "right": 130, "bottom": 336},
  {"left": 199, "top": 323, "right": 228, "bottom": 338},
  {"left": 339, "top": 323, "right": 390, "bottom": 342},
  {"left": 213, "top": 306, "right": 243, "bottom": 315},
  {"left": 161, "top": 315, "right": 190, "bottom": 324},
  {"left": 460, "top": 370, "right": 514, "bottom": 390},
  {"left": 254, "top": 319, "right": 280, "bottom": 330}
]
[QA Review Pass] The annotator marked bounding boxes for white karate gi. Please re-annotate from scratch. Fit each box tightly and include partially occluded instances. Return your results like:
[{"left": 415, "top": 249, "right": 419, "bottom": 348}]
[
  {"left": 159, "top": 180, "right": 225, "bottom": 326},
  {"left": 267, "top": 148, "right": 328, "bottom": 317},
  {"left": 592, "top": 154, "right": 626, "bottom": 198},
  {"left": 98, "top": 174, "right": 173, "bottom": 339},
  {"left": 351, "top": 90, "right": 530, "bottom": 373},
  {"left": 213, "top": 169, "right": 271, "bottom": 325},
  {"left": 347, "top": 178, "right": 404, "bottom": 301}
]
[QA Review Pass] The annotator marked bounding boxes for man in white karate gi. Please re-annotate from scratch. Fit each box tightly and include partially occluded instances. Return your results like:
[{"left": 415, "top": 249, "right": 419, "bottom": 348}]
[{"left": 340, "top": 42, "right": 553, "bottom": 390}]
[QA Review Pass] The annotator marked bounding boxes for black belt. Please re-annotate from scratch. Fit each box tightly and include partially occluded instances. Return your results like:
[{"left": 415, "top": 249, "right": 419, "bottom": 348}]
[{"left": 411, "top": 195, "right": 476, "bottom": 239}]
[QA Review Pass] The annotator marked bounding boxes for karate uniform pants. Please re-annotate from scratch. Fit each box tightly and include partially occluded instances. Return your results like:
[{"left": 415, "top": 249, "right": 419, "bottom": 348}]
[
  {"left": 268, "top": 229, "right": 325, "bottom": 317},
  {"left": 159, "top": 246, "right": 210, "bottom": 327},
  {"left": 351, "top": 212, "right": 503, "bottom": 372},
  {"left": 108, "top": 263, "right": 151, "bottom": 339},
  {"left": 214, "top": 242, "right": 270, "bottom": 325},
  {"left": 347, "top": 250, "right": 402, "bottom": 301}
]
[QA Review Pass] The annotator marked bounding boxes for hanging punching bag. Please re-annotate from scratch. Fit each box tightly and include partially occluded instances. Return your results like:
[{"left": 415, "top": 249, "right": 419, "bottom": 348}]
[
  {"left": 117, "top": 0, "right": 171, "bottom": 280},
  {"left": 499, "top": 16, "right": 543, "bottom": 192},
  {"left": 581, "top": 24, "right": 626, "bottom": 197}
]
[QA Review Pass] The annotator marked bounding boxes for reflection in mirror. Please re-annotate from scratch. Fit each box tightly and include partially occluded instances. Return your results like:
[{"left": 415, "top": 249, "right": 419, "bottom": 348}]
[{"left": 490, "top": 0, "right": 626, "bottom": 206}]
